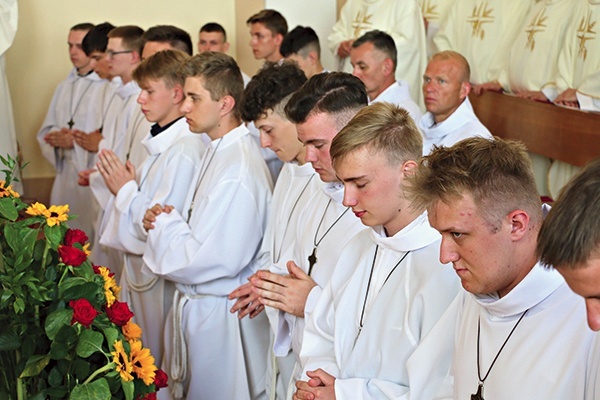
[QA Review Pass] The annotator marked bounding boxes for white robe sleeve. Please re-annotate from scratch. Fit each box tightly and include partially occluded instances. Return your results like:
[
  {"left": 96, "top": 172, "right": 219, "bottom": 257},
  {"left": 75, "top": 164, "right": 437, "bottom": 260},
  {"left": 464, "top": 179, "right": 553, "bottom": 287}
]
[
  {"left": 36, "top": 83, "right": 66, "bottom": 169},
  {"left": 299, "top": 280, "right": 340, "bottom": 380},
  {"left": 143, "top": 179, "right": 264, "bottom": 285}
]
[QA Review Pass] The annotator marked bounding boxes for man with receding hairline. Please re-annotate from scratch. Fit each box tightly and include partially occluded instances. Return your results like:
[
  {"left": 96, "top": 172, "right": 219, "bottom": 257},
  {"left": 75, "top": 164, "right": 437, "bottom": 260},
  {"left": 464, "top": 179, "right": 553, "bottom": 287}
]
[{"left": 419, "top": 51, "right": 492, "bottom": 155}]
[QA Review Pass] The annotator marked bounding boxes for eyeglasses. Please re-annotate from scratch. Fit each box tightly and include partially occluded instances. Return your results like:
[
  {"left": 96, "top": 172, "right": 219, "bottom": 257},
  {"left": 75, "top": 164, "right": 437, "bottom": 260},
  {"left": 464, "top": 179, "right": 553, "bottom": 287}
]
[{"left": 107, "top": 50, "right": 133, "bottom": 58}]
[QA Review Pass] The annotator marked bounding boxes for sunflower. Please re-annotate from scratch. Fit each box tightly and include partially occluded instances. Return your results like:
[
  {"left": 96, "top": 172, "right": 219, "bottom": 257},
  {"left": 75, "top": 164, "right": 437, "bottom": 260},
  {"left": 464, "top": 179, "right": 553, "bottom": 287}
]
[
  {"left": 129, "top": 340, "right": 157, "bottom": 386},
  {"left": 98, "top": 266, "right": 120, "bottom": 307},
  {"left": 46, "top": 204, "right": 69, "bottom": 227},
  {"left": 0, "top": 181, "right": 20, "bottom": 198},
  {"left": 111, "top": 340, "right": 134, "bottom": 382},
  {"left": 25, "top": 202, "right": 50, "bottom": 217},
  {"left": 122, "top": 320, "right": 142, "bottom": 342},
  {"left": 25, "top": 202, "right": 70, "bottom": 226}
]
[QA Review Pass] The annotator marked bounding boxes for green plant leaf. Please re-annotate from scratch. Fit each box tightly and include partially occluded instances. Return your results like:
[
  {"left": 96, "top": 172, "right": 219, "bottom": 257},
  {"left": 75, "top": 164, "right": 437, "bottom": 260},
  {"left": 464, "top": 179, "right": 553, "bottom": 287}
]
[
  {"left": 0, "top": 331, "right": 21, "bottom": 350},
  {"left": 44, "top": 224, "right": 63, "bottom": 250},
  {"left": 0, "top": 197, "right": 18, "bottom": 220},
  {"left": 45, "top": 308, "right": 72, "bottom": 340},
  {"left": 122, "top": 378, "right": 134, "bottom": 400},
  {"left": 102, "top": 327, "right": 119, "bottom": 348},
  {"left": 59, "top": 276, "right": 88, "bottom": 296},
  {"left": 63, "top": 282, "right": 103, "bottom": 303},
  {"left": 19, "top": 354, "right": 50, "bottom": 378},
  {"left": 76, "top": 329, "right": 104, "bottom": 358},
  {"left": 69, "top": 378, "right": 111, "bottom": 400},
  {"left": 13, "top": 297, "right": 25, "bottom": 314}
]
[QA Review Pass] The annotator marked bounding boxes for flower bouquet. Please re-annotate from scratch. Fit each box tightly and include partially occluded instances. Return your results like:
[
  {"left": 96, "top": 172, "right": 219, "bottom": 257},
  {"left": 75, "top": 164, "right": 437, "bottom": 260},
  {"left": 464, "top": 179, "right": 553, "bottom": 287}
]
[{"left": 0, "top": 155, "right": 166, "bottom": 400}]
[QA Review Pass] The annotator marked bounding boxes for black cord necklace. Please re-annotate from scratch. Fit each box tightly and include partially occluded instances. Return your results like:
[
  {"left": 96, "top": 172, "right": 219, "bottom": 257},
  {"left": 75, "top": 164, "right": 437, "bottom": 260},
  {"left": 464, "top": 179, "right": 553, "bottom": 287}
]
[
  {"left": 307, "top": 199, "right": 350, "bottom": 275},
  {"left": 471, "top": 309, "right": 529, "bottom": 400},
  {"left": 355, "top": 245, "right": 411, "bottom": 344}
]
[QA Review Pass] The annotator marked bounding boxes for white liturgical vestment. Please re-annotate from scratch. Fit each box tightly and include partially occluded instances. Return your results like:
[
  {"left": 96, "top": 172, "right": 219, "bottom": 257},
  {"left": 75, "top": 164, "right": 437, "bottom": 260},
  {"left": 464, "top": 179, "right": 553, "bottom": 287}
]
[
  {"left": 433, "top": 264, "right": 596, "bottom": 399},
  {"left": 143, "top": 124, "right": 272, "bottom": 400},
  {"left": 273, "top": 182, "right": 365, "bottom": 392},
  {"left": 370, "top": 80, "right": 422, "bottom": 123},
  {"left": 419, "top": 97, "right": 492, "bottom": 155},
  {"left": 299, "top": 213, "right": 460, "bottom": 399},
  {"left": 37, "top": 68, "right": 105, "bottom": 235},
  {"left": 504, "top": 0, "right": 578, "bottom": 100},
  {"left": 433, "top": 0, "right": 534, "bottom": 84},
  {"left": 417, "top": 0, "right": 455, "bottom": 57},
  {"left": 328, "top": 0, "right": 427, "bottom": 104},
  {"left": 261, "top": 161, "right": 321, "bottom": 400},
  {"left": 100, "top": 118, "right": 206, "bottom": 367}
]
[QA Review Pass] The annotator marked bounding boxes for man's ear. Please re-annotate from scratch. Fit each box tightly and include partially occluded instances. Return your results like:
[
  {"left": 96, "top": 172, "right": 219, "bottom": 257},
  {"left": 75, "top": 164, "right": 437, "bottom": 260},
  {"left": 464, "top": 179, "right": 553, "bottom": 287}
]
[
  {"left": 220, "top": 94, "right": 236, "bottom": 116},
  {"left": 508, "top": 210, "right": 530, "bottom": 241},
  {"left": 223, "top": 42, "right": 230, "bottom": 53},
  {"left": 274, "top": 33, "right": 284, "bottom": 46},
  {"left": 460, "top": 81, "right": 471, "bottom": 100},
  {"left": 172, "top": 84, "right": 184, "bottom": 104},
  {"left": 131, "top": 50, "right": 141, "bottom": 64},
  {"left": 383, "top": 57, "right": 395, "bottom": 77}
]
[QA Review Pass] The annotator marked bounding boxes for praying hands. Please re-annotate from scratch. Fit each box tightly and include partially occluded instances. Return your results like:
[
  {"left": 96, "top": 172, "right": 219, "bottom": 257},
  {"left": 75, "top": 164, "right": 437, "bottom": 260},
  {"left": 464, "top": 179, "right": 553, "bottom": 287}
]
[
  {"left": 142, "top": 203, "right": 174, "bottom": 231},
  {"left": 96, "top": 149, "right": 135, "bottom": 195}
]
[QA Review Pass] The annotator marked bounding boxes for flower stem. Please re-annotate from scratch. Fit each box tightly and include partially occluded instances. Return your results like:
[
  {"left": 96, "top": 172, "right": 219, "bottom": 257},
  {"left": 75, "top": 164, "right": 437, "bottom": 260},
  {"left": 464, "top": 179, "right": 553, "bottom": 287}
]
[
  {"left": 40, "top": 233, "right": 50, "bottom": 269},
  {"left": 82, "top": 362, "right": 115, "bottom": 385}
]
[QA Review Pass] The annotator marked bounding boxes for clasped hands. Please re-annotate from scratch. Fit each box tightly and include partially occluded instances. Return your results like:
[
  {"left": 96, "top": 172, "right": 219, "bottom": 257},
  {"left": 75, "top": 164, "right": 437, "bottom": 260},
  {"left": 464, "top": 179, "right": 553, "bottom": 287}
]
[{"left": 228, "top": 261, "right": 317, "bottom": 320}]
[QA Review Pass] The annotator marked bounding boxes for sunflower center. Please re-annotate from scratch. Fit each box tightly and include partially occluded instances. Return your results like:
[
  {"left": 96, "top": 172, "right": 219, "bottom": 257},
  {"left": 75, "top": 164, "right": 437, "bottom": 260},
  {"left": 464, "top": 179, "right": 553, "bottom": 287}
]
[{"left": 50, "top": 212, "right": 59, "bottom": 217}]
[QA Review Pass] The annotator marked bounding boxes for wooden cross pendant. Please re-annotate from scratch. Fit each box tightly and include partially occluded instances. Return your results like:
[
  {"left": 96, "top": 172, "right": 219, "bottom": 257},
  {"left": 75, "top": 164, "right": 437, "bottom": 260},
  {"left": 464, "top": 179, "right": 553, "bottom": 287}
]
[
  {"left": 307, "top": 247, "right": 317, "bottom": 275},
  {"left": 471, "top": 384, "right": 484, "bottom": 400},
  {"left": 67, "top": 119, "right": 74, "bottom": 130}
]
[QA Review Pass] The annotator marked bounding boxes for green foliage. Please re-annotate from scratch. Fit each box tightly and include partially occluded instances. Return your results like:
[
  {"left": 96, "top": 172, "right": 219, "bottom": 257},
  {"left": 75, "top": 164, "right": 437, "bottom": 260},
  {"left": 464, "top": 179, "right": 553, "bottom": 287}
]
[{"left": 0, "top": 155, "right": 162, "bottom": 399}]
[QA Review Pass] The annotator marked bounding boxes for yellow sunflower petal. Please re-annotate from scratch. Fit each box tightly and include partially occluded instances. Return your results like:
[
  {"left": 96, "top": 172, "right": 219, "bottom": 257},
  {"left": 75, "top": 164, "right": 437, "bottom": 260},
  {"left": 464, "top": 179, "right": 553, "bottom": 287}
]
[
  {"left": 25, "top": 202, "right": 50, "bottom": 217},
  {"left": 46, "top": 204, "right": 69, "bottom": 227},
  {"left": 111, "top": 340, "right": 134, "bottom": 382},
  {"left": 129, "top": 340, "right": 157, "bottom": 385}
]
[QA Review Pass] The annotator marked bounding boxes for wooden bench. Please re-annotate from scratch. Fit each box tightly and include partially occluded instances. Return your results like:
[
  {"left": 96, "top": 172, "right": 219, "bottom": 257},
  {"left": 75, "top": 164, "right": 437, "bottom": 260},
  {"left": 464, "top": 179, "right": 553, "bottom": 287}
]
[{"left": 469, "top": 91, "right": 600, "bottom": 167}]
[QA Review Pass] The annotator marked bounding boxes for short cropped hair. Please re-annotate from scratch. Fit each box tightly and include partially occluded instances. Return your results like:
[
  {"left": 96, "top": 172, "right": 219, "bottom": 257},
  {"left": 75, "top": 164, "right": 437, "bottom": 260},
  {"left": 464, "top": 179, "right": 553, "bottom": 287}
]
[
  {"left": 82, "top": 22, "right": 115, "bottom": 56},
  {"left": 280, "top": 26, "right": 320, "bottom": 58},
  {"left": 133, "top": 49, "right": 189, "bottom": 89},
  {"left": 179, "top": 51, "right": 244, "bottom": 120},
  {"left": 200, "top": 22, "right": 227, "bottom": 42},
  {"left": 108, "top": 25, "right": 144, "bottom": 53},
  {"left": 285, "top": 72, "right": 367, "bottom": 130},
  {"left": 331, "top": 102, "right": 422, "bottom": 169},
  {"left": 406, "top": 137, "right": 542, "bottom": 230},
  {"left": 352, "top": 30, "right": 397, "bottom": 71},
  {"left": 246, "top": 9, "right": 288, "bottom": 36},
  {"left": 141, "top": 25, "right": 193, "bottom": 55},
  {"left": 430, "top": 50, "right": 471, "bottom": 83},
  {"left": 71, "top": 23, "right": 94, "bottom": 32},
  {"left": 538, "top": 158, "right": 600, "bottom": 268},
  {"left": 241, "top": 62, "right": 307, "bottom": 123}
]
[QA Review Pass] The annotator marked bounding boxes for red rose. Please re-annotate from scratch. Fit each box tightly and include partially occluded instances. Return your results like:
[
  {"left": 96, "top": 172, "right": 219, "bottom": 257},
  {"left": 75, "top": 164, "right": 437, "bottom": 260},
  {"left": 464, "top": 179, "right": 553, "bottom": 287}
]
[
  {"left": 106, "top": 300, "right": 134, "bottom": 326},
  {"left": 69, "top": 298, "right": 100, "bottom": 328},
  {"left": 64, "top": 229, "right": 88, "bottom": 246},
  {"left": 154, "top": 369, "right": 168, "bottom": 390},
  {"left": 92, "top": 265, "right": 101, "bottom": 275},
  {"left": 58, "top": 245, "right": 87, "bottom": 266}
]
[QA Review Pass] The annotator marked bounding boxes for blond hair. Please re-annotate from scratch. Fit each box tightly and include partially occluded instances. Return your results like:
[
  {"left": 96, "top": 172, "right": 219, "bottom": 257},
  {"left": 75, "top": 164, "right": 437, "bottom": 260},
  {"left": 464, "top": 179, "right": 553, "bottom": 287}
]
[{"left": 331, "top": 102, "right": 422, "bottom": 168}]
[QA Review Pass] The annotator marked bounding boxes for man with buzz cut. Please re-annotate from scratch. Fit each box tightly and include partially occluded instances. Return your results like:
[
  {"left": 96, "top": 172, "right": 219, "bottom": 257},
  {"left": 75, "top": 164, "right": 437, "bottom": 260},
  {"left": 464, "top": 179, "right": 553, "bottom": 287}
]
[
  {"left": 230, "top": 61, "right": 322, "bottom": 400},
  {"left": 142, "top": 51, "right": 272, "bottom": 400},
  {"left": 247, "top": 9, "right": 288, "bottom": 63},
  {"left": 96, "top": 50, "right": 206, "bottom": 369},
  {"left": 419, "top": 51, "right": 492, "bottom": 156},
  {"left": 350, "top": 30, "right": 421, "bottom": 122},
  {"left": 537, "top": 158, "right": 600, "bottom": 400},
  {"left": 247, "top": 72, "right": 367, "bottom": 394},
  {"left": 37, "top": 22, "right": 105, "bottom": 237},
  {"left": 140, "top": 25, "right": 193, "bottom": 61},
  {"left": 406, "top": 137, "right": 595, "bottom": 400},
  {"left": 280, "top": 26, "right": 325, "bottom": 79},
  {"left": 294, "top": 102, "right": 460, "bottom": 400}
]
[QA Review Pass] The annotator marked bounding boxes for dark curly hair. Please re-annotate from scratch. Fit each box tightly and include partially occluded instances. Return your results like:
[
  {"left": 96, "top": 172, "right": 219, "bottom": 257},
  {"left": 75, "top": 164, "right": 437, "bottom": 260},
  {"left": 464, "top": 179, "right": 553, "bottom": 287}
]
[{"left": 240, "top": 61, "right": 307, "bottom": 123}]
